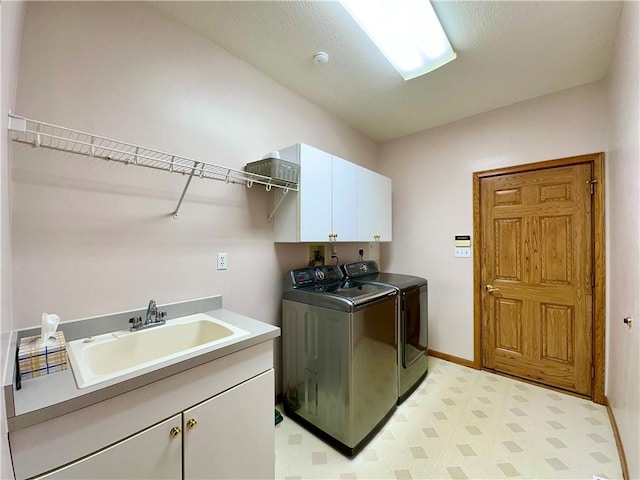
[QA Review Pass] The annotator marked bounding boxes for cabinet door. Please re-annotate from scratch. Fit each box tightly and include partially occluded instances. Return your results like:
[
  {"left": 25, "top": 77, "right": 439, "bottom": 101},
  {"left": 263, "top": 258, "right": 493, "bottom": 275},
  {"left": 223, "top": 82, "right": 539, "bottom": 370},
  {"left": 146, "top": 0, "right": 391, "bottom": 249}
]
[
  {"left": 331, "top": 156, "right": 358, "bottom": 241},
  {"left": 37, "top": 415, "right": 182, "bottom": 480},
  {"left": 357, "top": 167, "right": 393, "bottom": 241},
  {"left": 183, "top": 369, "right": 275, "bottom": 480},
  {"left": 299, "top": 145, "right": 333, "bottom": 242}
]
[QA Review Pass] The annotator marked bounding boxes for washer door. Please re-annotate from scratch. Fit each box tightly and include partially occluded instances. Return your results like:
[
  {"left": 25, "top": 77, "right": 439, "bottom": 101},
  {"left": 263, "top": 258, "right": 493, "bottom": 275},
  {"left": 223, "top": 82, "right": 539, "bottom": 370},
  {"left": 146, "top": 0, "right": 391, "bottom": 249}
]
[{"left": 402, "top": 284, "right": 428, "bottom": 368}]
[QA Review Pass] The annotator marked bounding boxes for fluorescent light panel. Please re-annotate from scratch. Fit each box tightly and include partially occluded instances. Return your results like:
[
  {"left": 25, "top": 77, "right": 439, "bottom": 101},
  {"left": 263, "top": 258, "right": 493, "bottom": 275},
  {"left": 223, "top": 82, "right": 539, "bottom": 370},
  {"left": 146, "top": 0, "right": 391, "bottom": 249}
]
[{"left": 340, "top": 0, "right": 456, "bottom": 80}]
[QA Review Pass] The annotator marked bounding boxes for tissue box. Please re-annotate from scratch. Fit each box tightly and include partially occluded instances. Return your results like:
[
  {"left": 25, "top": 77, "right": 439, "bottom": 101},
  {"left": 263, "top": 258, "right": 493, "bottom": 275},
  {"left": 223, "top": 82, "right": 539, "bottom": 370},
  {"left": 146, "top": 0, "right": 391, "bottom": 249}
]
[{"left": 18, "top": 331, "right": 68, "bottom": 379}]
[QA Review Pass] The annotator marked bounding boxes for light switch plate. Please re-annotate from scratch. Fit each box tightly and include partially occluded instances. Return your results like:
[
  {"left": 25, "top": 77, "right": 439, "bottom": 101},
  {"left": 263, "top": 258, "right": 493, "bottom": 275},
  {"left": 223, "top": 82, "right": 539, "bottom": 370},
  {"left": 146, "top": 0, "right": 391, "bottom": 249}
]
[{"left": 454, "top": 247, "right": 471, "bottom": 258}]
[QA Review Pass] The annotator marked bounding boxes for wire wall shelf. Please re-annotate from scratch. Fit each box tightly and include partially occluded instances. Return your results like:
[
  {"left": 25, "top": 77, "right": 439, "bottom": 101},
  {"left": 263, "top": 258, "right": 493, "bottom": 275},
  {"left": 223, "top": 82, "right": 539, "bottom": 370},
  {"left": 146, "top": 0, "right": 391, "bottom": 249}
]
[{"left": 7, "top": 113, "right": 298, "bottom": 219}]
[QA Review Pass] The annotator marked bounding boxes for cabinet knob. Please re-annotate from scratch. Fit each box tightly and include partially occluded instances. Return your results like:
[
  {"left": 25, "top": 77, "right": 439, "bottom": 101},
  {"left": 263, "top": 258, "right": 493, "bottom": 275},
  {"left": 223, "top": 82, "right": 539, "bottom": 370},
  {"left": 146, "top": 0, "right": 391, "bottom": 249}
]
[
  {"left": 374, "top": 235, "right": 381, "bottom": 241},
  {"left": 186, "top": 418, "right": 198, "bottom": 430},
  {"left": 169, "top": 426, "right": 182, "bottom": 438}
]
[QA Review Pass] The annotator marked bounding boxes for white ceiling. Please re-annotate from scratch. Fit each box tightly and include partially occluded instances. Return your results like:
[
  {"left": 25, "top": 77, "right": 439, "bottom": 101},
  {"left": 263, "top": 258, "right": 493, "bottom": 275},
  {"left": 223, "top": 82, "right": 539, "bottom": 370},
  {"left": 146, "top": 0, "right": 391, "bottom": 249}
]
[{"left": 151, "top": 1, "right": 623, "bottom": 142}]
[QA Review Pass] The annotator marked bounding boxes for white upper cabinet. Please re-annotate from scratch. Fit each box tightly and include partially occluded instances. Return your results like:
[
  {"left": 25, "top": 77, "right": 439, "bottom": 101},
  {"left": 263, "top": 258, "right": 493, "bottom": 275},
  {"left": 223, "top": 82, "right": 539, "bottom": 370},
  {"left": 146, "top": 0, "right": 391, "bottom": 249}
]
[
  {"left": 329, "top": 156, "right": 358, "bottom": 242},
  {"left": 356, "top": 166, "right": 393, "bottom": 242},
  {"left": 275, "top": 144, "right": 358, "bottom": 242},
  {"left": 274, "top": 143, "right": 390, "bottom": 243}
]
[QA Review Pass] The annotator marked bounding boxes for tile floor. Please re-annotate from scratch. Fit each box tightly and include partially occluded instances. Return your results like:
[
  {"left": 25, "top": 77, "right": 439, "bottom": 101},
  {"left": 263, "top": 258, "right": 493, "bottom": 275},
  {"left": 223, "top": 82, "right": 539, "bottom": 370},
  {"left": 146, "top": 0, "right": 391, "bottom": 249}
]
[{"left": 275, "top": 357, "right": 622, "bottom": 479}]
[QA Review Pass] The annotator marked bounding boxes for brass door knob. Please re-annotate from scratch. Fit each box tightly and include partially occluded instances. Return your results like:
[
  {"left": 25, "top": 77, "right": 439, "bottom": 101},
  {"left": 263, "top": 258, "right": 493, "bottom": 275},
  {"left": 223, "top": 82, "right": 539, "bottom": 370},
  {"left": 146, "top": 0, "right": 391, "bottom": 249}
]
[
  {"left": 186, "top": 418, "right": 198, "bottom": 430},
  {"left": 169, "top": 426, "right": 181, "bottom": 438},
  {"left": 485, "top": 284, "right": 500, "bottom": 293}
]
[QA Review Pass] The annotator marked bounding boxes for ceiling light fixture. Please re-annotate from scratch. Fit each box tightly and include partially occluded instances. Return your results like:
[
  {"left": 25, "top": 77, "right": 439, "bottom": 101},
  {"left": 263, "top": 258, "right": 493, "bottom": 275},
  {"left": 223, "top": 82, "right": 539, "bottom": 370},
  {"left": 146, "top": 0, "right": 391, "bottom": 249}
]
[{"left": 340, "top": 0, "right": 456, "bottom": 80}]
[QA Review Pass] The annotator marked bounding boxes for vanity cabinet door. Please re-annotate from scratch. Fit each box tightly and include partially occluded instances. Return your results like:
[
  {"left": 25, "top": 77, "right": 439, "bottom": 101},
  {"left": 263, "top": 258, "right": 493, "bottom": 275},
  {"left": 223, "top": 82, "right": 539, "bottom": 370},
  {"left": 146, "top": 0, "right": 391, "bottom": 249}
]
[
  {"left": 37, "top": 414, "right": 182, "bottom": 480},
  {"left": 183, "top": 369, "right": 275, "bottom": 480}
]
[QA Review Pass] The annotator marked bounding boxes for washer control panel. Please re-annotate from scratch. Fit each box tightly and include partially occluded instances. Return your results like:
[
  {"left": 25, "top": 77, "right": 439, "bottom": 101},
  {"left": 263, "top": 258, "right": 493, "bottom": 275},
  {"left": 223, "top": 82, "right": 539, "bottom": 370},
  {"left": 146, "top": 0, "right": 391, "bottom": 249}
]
[{"left": 290, "top": 266, "right": 343, "bottom": 287}]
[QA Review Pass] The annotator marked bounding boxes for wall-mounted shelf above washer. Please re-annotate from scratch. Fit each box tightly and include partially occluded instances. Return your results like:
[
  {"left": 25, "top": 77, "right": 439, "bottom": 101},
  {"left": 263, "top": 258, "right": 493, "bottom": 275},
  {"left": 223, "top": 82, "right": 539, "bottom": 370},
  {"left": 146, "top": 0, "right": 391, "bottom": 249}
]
[{"left": 7, "top": 113, "right": 298, "bottom": 219}]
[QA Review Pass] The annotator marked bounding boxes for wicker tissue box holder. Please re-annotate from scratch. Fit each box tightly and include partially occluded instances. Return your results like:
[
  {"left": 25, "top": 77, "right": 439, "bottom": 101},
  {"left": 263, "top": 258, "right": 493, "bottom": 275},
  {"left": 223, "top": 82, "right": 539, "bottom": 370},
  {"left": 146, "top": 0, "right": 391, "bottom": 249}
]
[{"left": 18, "top": 331, "right": 68, "bottom": 379}]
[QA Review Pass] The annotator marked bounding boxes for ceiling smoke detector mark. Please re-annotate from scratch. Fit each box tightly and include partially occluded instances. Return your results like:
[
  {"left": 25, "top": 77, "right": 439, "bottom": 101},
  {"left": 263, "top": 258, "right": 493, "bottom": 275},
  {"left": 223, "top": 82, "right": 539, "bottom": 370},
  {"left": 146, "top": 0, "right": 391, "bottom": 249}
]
[{"left": 313, "top": 51, "right": 329, "bottom": 66}]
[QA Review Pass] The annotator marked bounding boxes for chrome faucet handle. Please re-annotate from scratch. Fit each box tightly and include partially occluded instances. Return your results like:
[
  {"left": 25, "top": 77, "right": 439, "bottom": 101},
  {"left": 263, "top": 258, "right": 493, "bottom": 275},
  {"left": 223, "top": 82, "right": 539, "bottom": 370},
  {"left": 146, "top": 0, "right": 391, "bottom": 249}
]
[{"left": 129, "top": 316, "right": 143, "bottom": 330}]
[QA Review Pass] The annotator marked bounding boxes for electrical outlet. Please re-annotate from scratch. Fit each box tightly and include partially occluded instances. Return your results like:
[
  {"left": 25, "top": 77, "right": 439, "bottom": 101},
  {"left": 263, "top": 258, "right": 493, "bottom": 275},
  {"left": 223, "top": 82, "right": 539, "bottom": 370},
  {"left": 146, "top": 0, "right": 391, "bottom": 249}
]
[{"left": 217, "top": 252, "right": 228, "bottom": 270}]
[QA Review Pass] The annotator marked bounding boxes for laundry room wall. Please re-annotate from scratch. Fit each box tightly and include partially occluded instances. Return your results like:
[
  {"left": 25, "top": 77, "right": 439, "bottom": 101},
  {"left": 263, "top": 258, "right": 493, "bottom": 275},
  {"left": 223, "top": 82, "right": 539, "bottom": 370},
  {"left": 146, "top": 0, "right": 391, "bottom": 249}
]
[
  {"left": 379, "top": 81, "right": 608, "bottom": 362},
  {"left": 605, "top": 1, "right": 640, "bottom": 476},
  {"left": 1, "top": 1, "right": 26, "bottom": 478},
  {"left": 10, "top": 1, "right": 378, "bottom": 330}
]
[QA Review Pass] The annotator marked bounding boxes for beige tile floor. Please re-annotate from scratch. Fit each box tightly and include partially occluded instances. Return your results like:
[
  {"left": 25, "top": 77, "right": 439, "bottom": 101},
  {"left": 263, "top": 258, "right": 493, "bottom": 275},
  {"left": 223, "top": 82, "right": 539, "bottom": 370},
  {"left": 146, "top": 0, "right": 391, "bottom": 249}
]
[{"left": 275, "top": 357, "right": 622, "bottom": 479}]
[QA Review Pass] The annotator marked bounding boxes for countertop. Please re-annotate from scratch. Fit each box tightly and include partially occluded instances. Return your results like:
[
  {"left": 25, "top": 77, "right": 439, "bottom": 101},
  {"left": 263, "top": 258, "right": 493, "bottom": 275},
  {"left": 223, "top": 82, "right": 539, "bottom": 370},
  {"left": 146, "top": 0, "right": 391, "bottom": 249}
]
[{"left": 3, "top": 295, "right": 280, "bottom": 432}]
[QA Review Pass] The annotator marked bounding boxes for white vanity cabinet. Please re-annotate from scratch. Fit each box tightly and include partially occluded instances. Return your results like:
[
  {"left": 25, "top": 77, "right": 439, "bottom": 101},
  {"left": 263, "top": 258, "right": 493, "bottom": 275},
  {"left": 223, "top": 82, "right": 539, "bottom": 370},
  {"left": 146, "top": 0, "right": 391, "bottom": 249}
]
[
  {"left": 276, "top": 143, "right": 357, "bottom": 242},
  {"left": 274, "top": 143, "right": 391, "bottom": 243},
  {"left": 11, "top": 340, "right": 276, "bottom": 480},
  {"left": 36, "top": 370, "right": 274, "bottom": 480},
  {"left": 356, "top": 166, "right": 392, "bottom": 242}
]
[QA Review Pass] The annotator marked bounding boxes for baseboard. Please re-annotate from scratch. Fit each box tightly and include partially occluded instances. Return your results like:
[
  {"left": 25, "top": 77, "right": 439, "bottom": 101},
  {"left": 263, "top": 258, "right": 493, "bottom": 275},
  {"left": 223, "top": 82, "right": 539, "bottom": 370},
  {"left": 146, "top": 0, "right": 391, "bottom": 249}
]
[
  {"left": 605, "top": 396, "right": 629, "bottom": 480},
  {"left": 427, "top": 349, "right": 476, "bottom": 369}
]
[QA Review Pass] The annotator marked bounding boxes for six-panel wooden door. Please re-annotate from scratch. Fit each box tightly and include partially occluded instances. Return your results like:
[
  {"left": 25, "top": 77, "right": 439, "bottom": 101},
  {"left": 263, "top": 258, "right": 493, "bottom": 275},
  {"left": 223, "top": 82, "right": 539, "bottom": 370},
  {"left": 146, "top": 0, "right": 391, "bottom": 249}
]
[{"left": 480, "top": 163, "right": 593, "bottom": 395}]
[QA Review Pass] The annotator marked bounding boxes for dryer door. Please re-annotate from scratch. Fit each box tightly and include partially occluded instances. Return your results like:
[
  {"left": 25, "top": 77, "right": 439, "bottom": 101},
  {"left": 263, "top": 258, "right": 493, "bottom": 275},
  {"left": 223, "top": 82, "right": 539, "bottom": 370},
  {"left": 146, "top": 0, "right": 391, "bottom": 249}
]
[{"left": 401, "top": 284, "right": 427, "bottom": 368}]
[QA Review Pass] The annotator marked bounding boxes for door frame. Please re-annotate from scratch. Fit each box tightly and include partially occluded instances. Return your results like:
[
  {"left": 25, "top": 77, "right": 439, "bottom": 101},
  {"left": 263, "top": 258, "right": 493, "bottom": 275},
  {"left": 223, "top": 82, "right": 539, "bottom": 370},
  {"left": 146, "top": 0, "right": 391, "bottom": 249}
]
[{"left": 472, "top": 153, "right": 605, "bottom": 404}]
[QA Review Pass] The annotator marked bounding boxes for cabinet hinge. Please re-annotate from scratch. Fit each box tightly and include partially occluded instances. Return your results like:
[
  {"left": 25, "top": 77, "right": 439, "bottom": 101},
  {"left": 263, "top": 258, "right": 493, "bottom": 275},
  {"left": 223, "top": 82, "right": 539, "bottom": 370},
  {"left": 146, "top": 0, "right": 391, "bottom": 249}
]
[
  {"left": 592, "top": 365, "right": 595, "bottom": 379},
  {"left": 592, "top": 272, "right": 595, "bottom": 288}
]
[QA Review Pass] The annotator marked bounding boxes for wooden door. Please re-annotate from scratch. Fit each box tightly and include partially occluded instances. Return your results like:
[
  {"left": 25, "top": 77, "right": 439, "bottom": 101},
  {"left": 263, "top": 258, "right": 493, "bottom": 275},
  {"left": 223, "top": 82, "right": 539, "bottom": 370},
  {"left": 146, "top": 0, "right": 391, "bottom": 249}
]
[{"left": 480, "top": 163, "right": 593, "bottom": 395}]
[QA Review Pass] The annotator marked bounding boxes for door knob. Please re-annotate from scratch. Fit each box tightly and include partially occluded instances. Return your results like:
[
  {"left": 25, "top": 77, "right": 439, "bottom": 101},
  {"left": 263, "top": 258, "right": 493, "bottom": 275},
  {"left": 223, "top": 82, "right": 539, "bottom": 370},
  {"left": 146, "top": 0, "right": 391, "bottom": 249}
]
[
  {"left": 484, "top": 284, "right": 500, "bottom": 293},
  {"left": 169, "top": 426, "right": 182, "bottom": 439}
]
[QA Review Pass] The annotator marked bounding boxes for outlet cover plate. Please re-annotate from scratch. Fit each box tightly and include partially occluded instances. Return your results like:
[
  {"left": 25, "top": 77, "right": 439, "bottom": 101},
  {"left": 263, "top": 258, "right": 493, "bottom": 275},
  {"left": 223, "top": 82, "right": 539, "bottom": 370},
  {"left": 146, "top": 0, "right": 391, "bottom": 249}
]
[{"left": 217, "top": 252, "right": 228, "bottom": 270}]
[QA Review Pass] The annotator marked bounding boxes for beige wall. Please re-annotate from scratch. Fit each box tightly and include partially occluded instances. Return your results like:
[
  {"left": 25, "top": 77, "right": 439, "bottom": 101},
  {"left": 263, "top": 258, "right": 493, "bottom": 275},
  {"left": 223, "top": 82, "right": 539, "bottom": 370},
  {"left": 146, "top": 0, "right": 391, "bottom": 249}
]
[
  {"left": 606, "top": 1, "right": 640, "bottom": 477},
  {"left": 1, "top": 1, "right": 26, "bottom": 478},
  {"left": 379, "top": 81, "right": 608, "bottom": 360},
  {"left": 11, "top": 0, "right": 377, "bottom": 329}
]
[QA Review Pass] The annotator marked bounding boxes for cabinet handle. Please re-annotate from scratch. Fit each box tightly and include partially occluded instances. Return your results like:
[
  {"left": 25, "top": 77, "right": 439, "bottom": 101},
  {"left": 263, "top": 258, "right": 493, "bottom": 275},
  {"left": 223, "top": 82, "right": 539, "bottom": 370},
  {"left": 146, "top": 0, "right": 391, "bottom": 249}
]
[
  {"left": 169, "top": 426, "right": 182, "bottom": 439},
  {"left": 186, "top": 418, "right": 198, "bottom": 430}
]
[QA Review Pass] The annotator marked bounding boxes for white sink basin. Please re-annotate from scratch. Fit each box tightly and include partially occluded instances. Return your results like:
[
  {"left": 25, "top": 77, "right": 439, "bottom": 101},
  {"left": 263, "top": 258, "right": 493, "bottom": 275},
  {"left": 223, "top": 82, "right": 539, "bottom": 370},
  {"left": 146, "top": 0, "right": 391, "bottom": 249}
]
[{"left": 67, "top": 313, "right": 249, "bottom": 389}]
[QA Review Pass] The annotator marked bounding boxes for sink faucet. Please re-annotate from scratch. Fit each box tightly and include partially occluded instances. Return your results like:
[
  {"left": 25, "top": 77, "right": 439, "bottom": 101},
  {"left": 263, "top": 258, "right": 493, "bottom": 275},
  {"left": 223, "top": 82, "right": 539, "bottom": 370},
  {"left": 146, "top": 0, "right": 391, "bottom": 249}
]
[
  {"left": 146, "top": 299, "right": 158, "bottom": 324},
  {"left": 129, "top": 299, "right": 167, "bottom": 331}
]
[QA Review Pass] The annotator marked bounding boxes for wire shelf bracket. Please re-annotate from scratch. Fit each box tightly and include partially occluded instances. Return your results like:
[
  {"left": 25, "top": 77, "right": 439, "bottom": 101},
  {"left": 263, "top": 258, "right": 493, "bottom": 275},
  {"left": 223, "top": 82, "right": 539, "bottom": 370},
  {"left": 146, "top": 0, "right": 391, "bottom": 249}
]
[{"left": 8, "top": 113, "right": 298, "bottom": 220}]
